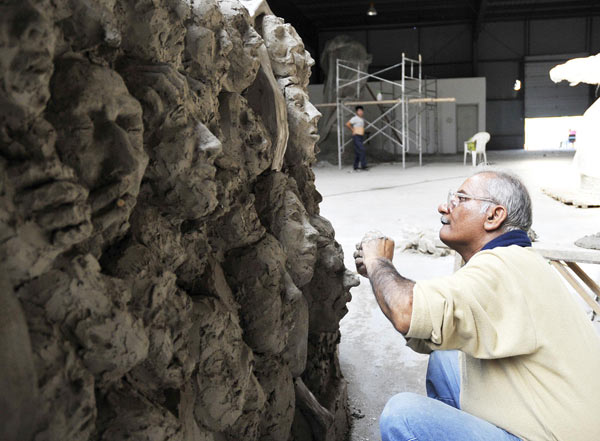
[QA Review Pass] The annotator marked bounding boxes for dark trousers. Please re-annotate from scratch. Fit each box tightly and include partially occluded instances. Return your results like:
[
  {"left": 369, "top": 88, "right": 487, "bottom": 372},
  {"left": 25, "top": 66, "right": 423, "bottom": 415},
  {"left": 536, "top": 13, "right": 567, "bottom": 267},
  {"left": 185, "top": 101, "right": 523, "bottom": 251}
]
[{"left": 353, "top": 135, "right": 367, "bottom": 169}]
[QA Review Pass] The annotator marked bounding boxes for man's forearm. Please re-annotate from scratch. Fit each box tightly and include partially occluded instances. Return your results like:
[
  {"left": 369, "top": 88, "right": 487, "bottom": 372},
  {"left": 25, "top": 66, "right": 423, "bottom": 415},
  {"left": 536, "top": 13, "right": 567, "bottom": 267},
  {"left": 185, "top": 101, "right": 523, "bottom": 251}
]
[{"left": 365, "top": 257, "right": 414, "bottom": 334}]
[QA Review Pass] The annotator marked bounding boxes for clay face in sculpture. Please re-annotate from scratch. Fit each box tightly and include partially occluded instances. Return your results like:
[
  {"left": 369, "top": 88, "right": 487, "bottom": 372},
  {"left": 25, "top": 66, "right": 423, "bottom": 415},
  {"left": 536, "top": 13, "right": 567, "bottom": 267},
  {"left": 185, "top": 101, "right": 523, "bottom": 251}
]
[
  {"left": 219, "top": 0, "right": 263, "bottom": 93},
  {"left": 305, "top": 215, "right": 360, "bottom": 332},
  {"left": 184, "top": 0, "right": 232, "bottom": 117},
  {"left": 48, "top": 59, "right": 147, "bottom": 241},
  {"left": 0, "top": 1, "right": 55, "bottom": 129},
  {"left": 125, "top": 64, "right": 221, "bottom": 219},
  {"left": 255, "top": 173, "right": 319, "bottom": 288},
  {"left": 276, "top": 189, "right": 319, "bottom": 288},
  {"left": 283, "top": 83, "right": 321, "bottom": 165},
  {"left": 262, "top": 15, "right": 314, "bottom": 87}
]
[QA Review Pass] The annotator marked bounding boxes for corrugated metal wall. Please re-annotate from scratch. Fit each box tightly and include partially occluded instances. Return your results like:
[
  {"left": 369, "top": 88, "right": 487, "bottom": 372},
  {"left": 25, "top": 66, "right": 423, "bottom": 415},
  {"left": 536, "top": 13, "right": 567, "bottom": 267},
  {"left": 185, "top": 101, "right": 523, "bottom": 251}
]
[
  {"left": 524, "top": 56, "right": 590, "bottom": 118},
  {"left": 317, "top": 16, "right": 600, "bottom": 150}
]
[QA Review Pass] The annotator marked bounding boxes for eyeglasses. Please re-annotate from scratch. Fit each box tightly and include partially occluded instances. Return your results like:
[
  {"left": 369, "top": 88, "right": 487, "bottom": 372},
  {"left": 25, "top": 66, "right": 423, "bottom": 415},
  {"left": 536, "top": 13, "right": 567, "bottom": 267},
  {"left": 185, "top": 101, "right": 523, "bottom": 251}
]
[{"left": 447, "top": 190, "right": 496, "bottom": 212}]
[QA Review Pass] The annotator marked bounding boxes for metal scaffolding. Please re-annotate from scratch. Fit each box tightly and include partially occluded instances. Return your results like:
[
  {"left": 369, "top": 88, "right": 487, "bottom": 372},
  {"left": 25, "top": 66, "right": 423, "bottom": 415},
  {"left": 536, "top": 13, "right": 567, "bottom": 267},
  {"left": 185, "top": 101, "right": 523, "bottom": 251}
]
[{"left": 328, "top": 53, "right": 451, "bottom": 170}]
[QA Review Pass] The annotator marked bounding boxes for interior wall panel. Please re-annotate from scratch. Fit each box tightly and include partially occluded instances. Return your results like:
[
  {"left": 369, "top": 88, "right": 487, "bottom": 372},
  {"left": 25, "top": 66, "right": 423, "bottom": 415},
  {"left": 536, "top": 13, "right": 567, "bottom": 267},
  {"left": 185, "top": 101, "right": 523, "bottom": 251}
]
[
  {"left": 366, "top": 28, "right": 419, "bottom": 66},
  {"left": 478, "top": 21, "right": 525, "bottom": 60},
  {"left": 420, "top": 24, "right": 472, "bottom": 64},
  {"left": 529, "top": 18, "right": 587, "bottom": 55},
  {"left": 316, "top": 15, "right": 600, "bottom": 151},
  {"left": 478, "top": 61, "right": 520, "bottom": 100},
  {"left": 422, "top": 62, "right": 473, "bottom": 79},
  {"left": 525, "top": 57, "right": 590, "bottom": 117},
  {"left": 592, "top": 17, "right": 600, "bottom": 53},
  {"left": 486, "top": 101, "right": 524, "bottom": 149}
]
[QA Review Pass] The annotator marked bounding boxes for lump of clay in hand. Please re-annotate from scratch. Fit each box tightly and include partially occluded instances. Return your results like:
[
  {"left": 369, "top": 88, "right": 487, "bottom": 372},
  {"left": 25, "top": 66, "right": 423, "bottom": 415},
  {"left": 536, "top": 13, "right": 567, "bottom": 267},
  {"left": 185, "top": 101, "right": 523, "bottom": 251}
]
[{"left": 47, "top": 58, "right": 148, "bottom": 253}]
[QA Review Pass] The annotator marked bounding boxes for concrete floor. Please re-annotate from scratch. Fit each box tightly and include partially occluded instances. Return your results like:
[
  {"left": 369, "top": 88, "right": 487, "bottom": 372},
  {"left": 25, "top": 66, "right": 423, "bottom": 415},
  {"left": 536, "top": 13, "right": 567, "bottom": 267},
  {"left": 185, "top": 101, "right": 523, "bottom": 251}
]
[{"left": 313, "top": 151, "right": 600, "bottom": 441}]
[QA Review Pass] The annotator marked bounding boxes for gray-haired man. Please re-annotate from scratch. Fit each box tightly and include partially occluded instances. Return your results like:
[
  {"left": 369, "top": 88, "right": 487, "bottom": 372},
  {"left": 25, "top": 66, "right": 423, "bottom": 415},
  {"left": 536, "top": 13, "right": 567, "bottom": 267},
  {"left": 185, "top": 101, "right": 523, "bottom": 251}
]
[{"left": 354, "top": 170, "right": 600, "bottom": 441}]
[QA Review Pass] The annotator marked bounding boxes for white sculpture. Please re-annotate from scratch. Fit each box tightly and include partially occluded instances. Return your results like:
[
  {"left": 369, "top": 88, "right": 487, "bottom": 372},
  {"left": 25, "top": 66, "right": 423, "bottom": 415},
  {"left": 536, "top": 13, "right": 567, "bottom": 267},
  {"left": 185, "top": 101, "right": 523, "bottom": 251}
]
[
  {"left": 550, "top": 53, "right": 600, "bottom": 249},
  {"left": 549, "top": 54, "right": 600, "bottom": 187}
]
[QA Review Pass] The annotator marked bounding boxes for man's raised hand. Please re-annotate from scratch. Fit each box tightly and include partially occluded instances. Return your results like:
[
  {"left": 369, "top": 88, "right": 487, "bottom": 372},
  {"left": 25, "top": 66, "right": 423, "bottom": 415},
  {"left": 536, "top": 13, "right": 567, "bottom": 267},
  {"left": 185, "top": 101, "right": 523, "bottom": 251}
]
[{"left": 354, "top": 231, "right": 395, "bottom": 277}]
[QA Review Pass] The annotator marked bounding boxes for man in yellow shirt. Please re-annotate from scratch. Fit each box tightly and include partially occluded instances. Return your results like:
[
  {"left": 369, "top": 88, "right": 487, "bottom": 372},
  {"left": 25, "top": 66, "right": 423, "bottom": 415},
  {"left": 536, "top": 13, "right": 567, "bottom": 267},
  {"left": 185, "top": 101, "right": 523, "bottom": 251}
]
[{"left": 354, "top": 170, "right": 600, "bottom": 441}]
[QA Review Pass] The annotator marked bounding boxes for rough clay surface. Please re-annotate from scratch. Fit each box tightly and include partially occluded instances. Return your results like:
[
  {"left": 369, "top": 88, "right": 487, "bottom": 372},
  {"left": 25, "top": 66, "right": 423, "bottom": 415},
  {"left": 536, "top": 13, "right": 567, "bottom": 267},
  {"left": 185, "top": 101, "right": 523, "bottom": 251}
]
[{"left": 0, "top": 1, "right": 359, "bottom": 440}]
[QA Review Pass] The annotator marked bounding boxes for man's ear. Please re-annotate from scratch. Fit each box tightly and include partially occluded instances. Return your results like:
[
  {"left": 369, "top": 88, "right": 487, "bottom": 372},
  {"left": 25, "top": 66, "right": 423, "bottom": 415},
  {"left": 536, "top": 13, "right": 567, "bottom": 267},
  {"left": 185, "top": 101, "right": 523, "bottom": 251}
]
[{"left": 483, "top": 205, "right": 508, "bottom": 232}]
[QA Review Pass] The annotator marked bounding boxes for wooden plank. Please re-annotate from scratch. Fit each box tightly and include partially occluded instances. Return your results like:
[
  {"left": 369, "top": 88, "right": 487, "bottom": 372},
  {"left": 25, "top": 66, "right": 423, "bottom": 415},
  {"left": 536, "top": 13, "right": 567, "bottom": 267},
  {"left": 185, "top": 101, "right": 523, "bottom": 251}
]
[
  {"left": 550, "top": 260, "right": 600, "bottom": 316},
  {"left": 565, "top": 262, "right": 600, "bottom": 297},
  {"left": 532, "top": 242, "right": 600, "bottom": 265},
  {"left": 314, "top": 97, "right": 456, "bottom": 108}
]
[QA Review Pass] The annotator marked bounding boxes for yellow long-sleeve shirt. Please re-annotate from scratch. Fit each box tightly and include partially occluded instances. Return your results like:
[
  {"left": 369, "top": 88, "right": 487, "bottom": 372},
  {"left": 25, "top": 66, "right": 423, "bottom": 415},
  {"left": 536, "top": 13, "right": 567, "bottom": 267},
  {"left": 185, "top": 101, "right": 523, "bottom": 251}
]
[{"left": 406, "top": 245, "right": 600, "bottom": 441}]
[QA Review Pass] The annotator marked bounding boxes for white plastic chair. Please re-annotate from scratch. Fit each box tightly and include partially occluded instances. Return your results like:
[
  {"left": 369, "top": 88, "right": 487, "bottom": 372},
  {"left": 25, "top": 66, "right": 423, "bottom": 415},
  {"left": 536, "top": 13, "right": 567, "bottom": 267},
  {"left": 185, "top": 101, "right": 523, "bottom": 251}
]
[{"left": 463, "top": 132, "right": 490, "bottom": 166}]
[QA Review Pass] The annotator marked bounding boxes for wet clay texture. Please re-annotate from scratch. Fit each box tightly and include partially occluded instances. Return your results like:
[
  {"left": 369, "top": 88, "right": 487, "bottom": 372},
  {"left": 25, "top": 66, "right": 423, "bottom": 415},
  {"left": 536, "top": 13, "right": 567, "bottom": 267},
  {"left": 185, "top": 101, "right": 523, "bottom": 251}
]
[{"left": 0, "top": 1, "right": 359, "bottom": 440}]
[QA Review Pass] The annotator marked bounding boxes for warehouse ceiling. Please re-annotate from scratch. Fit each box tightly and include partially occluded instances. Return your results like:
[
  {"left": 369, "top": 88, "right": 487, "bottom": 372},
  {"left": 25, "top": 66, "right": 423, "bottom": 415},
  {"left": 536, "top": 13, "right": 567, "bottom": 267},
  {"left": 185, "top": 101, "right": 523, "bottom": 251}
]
[{"left": 268, "top": 0, "right": 600, "bottom": 31}]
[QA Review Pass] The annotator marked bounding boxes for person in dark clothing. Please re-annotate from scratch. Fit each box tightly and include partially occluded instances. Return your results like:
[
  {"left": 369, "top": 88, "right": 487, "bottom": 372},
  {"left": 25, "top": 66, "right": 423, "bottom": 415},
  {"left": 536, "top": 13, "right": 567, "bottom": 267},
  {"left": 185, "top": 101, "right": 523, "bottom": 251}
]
[{"left": 346, "top": 105, "right": 368, "bottom": 170}]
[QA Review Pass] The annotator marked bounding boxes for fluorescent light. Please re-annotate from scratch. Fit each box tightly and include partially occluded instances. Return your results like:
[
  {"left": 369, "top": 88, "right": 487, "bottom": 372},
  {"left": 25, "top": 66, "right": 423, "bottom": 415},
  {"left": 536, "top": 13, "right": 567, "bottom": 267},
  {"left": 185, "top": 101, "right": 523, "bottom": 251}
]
[{"left": 367, "top": 2, "right": 377, "bottom": 16}]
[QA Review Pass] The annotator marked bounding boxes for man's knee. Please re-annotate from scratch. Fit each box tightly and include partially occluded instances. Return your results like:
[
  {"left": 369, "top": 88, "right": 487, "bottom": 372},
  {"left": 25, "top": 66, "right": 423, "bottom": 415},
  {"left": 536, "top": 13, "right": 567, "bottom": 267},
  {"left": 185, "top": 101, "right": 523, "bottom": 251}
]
[{"left": 380, "top": 392, "right": 428, "bottom": 440}]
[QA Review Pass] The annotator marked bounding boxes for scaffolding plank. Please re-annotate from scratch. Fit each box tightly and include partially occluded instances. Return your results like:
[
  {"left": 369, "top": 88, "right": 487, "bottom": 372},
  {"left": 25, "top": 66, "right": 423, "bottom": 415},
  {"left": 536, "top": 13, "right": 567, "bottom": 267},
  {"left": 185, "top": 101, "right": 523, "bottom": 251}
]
[{"left": 316, "top": 97, "right": 455, "bottom": 108}]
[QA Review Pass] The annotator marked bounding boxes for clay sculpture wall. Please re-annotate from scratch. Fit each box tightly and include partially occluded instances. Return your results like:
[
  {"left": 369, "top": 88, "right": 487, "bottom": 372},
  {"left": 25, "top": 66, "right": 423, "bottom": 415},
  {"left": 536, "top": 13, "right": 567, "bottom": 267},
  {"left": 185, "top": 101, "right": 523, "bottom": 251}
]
[{"left": 0, "top": 1, "right": 359, "bottom": 440}]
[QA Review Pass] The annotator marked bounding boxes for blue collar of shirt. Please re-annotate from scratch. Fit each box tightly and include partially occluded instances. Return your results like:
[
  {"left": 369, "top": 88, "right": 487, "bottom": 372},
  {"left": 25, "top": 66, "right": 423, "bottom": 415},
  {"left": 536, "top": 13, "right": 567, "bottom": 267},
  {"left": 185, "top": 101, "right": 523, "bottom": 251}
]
[{"left": 481, "top": 229, "right": 532, "bottom": 251}]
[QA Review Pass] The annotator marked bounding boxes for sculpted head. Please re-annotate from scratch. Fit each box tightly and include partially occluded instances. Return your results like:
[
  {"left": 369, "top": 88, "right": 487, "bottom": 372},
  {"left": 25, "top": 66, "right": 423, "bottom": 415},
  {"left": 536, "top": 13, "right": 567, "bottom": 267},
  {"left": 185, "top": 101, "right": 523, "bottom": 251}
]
[
  {"left": 184, "top": 0, "right": 232, "bottom": 93},
  {"left": 438, "top": 170, "right": 532, "bottom": 261},
  {"left": 48, "top": 59, "right": 148, "bottom": 244},
  {"left": 0, "top": 1, "right": 55, "bottom": 130},
  {"left": 281, "top": 81, "right": 321, "bottom": 165},
  {"left": 262, "top": 15, "right": 314, "bottom": 87},
  {"left": 304, "top": 215, "right": 359, "bottom": 332},
  {"left": 118, "top": 0, "right": 185, "bottom": 65},
  {"left": 256, "top": 173, "right": 318, "bottom": 288},
  {"left": 123, "top": 64, "right": 222, "bottom": 219},
  {"left": 219, "top": 0, "right": 262, "bottom": 92}
]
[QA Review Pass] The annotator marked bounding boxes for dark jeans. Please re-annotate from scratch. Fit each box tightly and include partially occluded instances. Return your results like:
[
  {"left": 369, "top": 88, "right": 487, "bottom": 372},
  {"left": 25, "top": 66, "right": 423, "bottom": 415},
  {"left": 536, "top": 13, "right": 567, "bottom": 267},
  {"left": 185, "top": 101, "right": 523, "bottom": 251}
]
[
  {"left": 353, "top": 134, "right": 367, "bottom": 169},
  {"left": 380, "top": 350, "right": 522, "bottom": 441}
]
